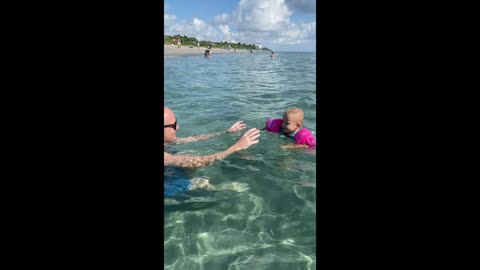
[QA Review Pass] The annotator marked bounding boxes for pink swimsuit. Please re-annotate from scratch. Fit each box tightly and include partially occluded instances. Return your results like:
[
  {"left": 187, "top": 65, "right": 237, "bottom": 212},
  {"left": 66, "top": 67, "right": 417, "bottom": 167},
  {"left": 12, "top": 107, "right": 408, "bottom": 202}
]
[{"left": 264, "top": 118, "right": 316, "bottom": 148}]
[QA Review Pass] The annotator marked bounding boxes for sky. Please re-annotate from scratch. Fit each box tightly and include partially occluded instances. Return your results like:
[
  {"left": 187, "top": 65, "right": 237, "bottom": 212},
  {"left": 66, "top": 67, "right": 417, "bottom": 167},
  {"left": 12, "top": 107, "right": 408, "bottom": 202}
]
[{"left": 164, "top": 0, "right": 316, "bottom": 52}]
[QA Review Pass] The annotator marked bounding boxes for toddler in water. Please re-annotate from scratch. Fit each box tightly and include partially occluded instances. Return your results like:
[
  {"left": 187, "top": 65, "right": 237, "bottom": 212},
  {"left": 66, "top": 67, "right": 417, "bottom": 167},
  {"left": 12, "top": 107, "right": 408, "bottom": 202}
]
[{"left": 263, "top": 107, "right": 316, "bottom": 149}]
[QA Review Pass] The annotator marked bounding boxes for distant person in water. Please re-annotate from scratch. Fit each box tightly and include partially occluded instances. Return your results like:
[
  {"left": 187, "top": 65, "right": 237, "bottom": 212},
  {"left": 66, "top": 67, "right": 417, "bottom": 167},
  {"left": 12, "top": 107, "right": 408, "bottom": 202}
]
[
  {"left": 263, "top": 107, "right": 316, "bottom": 149},
  {"left": 271, "top": 51, "right": 275, "bottom": 59},
  {"left": 164, "top": 106, "right": 260, "bottom": 167},
  {"left": 204, "top": 49, "right": 211, "bottom": 58}
]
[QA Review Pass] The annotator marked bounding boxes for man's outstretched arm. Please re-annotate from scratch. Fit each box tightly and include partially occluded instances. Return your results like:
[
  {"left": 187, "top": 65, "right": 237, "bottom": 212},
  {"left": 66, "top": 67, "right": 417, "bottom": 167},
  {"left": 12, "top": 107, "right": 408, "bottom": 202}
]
[
  {"left": 164, "top": 128, "right": 260, "bottom": 168},
  {"left": 173, "top": 121, "right": 246, "bottom": 144}
]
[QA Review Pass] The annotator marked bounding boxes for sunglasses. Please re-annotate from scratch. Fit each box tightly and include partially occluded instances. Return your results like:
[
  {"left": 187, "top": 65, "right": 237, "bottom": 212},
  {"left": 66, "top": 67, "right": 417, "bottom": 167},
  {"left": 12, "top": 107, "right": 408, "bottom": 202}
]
[{"left": 164, "top": 120, "right": 177, "bottom": 130}]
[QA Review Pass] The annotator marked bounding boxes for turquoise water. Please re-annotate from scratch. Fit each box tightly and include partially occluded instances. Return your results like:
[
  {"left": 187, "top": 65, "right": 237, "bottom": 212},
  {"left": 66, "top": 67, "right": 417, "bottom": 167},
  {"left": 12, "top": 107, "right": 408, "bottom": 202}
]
[{"left": 164, "top": 52, "right": 316, "bottom": 270}]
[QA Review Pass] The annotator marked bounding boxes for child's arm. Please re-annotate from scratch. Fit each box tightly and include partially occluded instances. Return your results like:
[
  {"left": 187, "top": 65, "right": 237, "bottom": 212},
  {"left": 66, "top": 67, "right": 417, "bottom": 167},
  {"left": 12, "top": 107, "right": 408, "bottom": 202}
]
[
  {"left": 280, "top": 144, "right": 310, "bottom": 149},
  {"left": 282, "top": 129, "right": 316, "bottom": 149},
  {"left": 173, "top": 121, "right": 246, "bottom": 144}
]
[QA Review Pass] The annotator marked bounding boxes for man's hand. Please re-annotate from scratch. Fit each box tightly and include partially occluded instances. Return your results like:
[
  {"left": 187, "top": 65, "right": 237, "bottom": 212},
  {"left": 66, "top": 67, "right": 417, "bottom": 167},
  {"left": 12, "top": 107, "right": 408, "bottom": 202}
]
[
  {"left": 229, "top": 128, "right": 260, "bottom": 152},
  {"left": 228, "top": 121, "right": 247, "bottom": 133}
]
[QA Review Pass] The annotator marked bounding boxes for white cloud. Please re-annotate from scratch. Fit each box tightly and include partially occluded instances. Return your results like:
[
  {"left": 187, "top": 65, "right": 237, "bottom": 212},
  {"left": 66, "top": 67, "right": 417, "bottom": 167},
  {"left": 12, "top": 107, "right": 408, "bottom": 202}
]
[
  {"left": 277, "top": 22, "right": 315, "bottom": 44},
  {"left": 218, "top": 25, "right": 230, "bottom": 35},
  {"left": 163, "top": 0, "right": 316, "bottom": 51},
  {"left": 285, "top": 0, "right": 316, "bottom": 14},
  {"left": 214, "top": 13, "right": 230, "bottom": 24},
  {"left": 164, "top": 13, "right": 176, "bottom": 30},
  {"left": 218, "top": 25, "right": 231, "bottom": 41},
  {"left": 232, "top": 0, "right": 292, "bottom": 32},
  {"left": 192, "top": 17, "right": 205, "bottom": 28}
]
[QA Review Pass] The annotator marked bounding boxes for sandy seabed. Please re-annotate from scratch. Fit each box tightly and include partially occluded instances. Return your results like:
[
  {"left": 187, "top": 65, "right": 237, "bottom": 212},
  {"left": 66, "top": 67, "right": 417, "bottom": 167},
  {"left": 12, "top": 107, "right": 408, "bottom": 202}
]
[{"left": 164, "top": 45, "right": 262, "bottom": 57}]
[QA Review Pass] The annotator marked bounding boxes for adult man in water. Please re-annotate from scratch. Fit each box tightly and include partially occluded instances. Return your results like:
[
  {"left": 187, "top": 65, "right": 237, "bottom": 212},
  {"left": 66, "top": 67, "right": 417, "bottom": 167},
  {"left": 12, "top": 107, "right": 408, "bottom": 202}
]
[{"left": 164, "top": 106, "right": 260, "bottom": 168}]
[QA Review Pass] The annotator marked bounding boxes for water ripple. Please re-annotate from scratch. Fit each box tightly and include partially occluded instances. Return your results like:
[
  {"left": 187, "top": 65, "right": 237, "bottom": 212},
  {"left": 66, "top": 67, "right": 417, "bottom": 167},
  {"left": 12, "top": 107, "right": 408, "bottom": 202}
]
[{"left": 165, "top": 52, "right": 316, "bottom": 270}]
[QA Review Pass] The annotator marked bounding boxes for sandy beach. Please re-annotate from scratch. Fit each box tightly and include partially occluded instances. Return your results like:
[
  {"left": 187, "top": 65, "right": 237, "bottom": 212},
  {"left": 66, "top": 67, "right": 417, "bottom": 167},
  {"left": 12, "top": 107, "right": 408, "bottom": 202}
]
[{"left": 164, "top": 45, "right": 260, "bottom": 57}]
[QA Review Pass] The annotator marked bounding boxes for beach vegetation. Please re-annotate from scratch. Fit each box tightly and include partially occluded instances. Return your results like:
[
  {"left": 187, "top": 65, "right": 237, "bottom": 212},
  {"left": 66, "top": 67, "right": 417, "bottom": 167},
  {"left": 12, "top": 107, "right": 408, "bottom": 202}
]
[{"left": 164, "top": 34, "right": 271, "bottom": 51}]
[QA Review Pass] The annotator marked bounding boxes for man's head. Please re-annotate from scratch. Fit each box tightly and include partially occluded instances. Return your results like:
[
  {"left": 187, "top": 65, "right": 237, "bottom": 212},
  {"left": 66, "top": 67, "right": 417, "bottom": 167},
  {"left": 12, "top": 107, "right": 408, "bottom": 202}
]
[
  {"left": 164, "top": 106, "right": 179, "bottom": 143},
  {"left": 282, "top": 107, "right": 304, "bottom": 134}
]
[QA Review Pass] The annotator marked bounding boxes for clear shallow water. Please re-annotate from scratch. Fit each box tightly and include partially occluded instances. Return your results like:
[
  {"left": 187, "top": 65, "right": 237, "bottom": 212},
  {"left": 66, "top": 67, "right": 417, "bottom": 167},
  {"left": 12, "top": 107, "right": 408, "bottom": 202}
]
[{"left": 164, "top": 52, "right": 316, "bottom": 270}]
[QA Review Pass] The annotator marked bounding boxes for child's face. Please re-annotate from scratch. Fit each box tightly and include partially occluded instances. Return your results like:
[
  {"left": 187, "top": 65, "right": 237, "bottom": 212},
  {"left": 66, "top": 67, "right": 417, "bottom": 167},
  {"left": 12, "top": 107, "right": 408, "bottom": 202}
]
[{"left": 282, "top": 112, "right": 302, "bottom": 134}]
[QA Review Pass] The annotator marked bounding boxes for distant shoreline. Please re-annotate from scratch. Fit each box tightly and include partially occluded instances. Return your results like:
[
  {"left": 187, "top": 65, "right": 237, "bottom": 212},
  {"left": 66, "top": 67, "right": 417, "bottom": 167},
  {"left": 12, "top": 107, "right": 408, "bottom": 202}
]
[{"left": 163, "top": 45, "right": 266, "bottom": 57}]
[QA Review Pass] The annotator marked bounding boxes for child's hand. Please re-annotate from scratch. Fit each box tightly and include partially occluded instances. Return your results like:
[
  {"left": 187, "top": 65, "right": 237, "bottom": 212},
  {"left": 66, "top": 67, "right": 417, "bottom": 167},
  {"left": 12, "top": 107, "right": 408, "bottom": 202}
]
[{"left": 228, "top": 121, "right": 247, "bottom": 132}]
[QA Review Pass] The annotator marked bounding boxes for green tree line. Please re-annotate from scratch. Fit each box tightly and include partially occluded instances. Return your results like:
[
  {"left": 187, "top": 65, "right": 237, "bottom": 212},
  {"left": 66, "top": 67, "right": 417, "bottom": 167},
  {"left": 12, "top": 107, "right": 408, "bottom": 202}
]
[{"left": 164, "top": 34, "right": 271, "bottom": 51}]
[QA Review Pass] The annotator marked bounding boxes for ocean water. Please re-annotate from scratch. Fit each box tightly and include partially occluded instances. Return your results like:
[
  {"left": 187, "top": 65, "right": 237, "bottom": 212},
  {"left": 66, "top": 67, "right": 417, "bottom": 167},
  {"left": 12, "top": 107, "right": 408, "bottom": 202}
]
[{"left": 164, "top": 52, "right": 316, "bottom": 270}]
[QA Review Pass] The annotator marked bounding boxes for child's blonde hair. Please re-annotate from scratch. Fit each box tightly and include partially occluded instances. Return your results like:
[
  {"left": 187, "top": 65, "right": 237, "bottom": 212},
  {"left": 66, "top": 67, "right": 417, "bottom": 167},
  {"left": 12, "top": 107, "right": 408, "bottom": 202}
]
[{"left": 285, "top": 107, "right": 305, "bottom": 124}]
